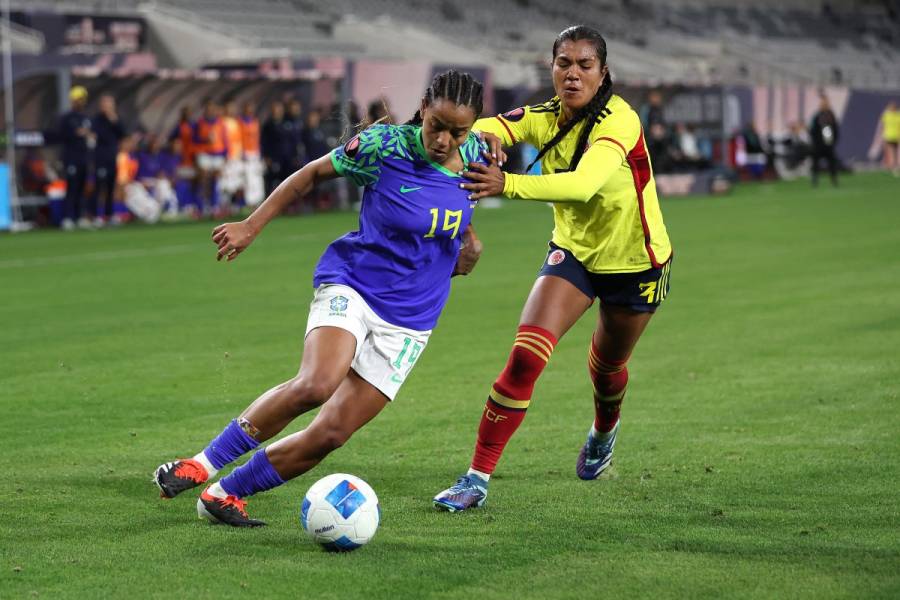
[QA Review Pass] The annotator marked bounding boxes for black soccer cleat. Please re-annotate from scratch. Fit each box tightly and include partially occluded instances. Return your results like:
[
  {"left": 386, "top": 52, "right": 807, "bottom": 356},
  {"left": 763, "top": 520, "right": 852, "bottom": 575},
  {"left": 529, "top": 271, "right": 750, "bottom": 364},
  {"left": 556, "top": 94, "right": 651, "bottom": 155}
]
[
  {"left": 197, "top": 487, "right": 266, "bottom": 528},
  {"left": 154, "top": 459, "right": 209, "bottom": 499}
]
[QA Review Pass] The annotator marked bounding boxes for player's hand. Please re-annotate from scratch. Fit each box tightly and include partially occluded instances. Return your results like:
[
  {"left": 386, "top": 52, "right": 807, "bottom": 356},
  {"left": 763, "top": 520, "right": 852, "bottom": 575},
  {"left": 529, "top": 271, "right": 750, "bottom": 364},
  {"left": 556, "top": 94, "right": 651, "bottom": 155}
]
[
  {"left": 477, "top": 132, "right": 507, "bottom": 166},
  {"left": 452, "top": 236, "right": 483, "bottom": 277},
  {"left": 460, "top": 160, "right": 504, "bottom": 200},
  {"left": 212, "top": 220, "right": 257, "bottom": 262}
]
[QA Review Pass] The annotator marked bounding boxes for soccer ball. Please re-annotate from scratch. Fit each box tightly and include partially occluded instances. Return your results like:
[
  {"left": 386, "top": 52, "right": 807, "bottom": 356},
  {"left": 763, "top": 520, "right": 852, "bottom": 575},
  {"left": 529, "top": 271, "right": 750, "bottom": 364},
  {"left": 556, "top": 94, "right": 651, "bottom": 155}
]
[{"left": 300, "top": 473, "right": 380, "bottom": 552}]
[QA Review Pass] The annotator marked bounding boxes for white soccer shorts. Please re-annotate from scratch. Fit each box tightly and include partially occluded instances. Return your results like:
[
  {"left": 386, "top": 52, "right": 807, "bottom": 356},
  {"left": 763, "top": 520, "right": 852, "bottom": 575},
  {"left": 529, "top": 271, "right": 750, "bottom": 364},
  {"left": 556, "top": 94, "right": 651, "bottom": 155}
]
[
  {"left": 305, "top": 284, "right": 431, "bottom": 401},
  {"left": 220, "top": 158, "right": 244, "bottom": 196},
  {"left": 243, "top": 154, "right": 265, "bottom": 206},
  {"left": 196, "top": 153, "right": 225, "bottom": 171},
  {"left": 123, "top": 182, "right": 161, "bottom": 223}
]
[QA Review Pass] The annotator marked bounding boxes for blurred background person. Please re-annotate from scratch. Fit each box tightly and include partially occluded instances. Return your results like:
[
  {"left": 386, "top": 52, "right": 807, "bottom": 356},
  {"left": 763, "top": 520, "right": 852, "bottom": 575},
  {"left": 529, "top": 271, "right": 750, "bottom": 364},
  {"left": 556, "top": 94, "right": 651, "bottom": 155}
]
[
  {"left": 673, "top": 123, "right": 709, "bottom": 170},
  {"left": 58, "top": 85, "right": 94, "bottom": 230},
  {"left": 136, "top": 133, "right": 180, "bottom": 220},
  {"left": 302, "top": 108, "right": 329, "bottom": 162},
  {"left": 646, "top": 122, "right": 674, "bottom": 174},
  {"left": 240, "top": 102, "right": 265, "bottom": 206},
  {"left": 302, "top": 107, "right": 334, "bottom": 211},
  {"left": 170, "top": 106, "right": 197, "bottom": 214},
  {"left": 641, "top": 90, "right": 674, "bottom": 173},
  {"left": 320, "top": 102, "right": 354, "bottom": 210},
  {"left": 737, "top": 121, "right": 768, "bottom": 180},
  {"left": 220, "top": 101, "right": 245, "bottom": 212},
  {"left": 92, "top": 94, "right": 126, "bottom": 228},
  {"left": 21, "top": 149, "right": 63, "bottom": 227},
  {"left": 881, "top": 100, "right": 900, "bottom": 176},
  {"left": 809, "top": 94, "right": 840, "bottom": 187},
  {"left": 365, "top": 97, "right": 394, "bottom": 126},
  {"left": 21, "top": 148, "right": 55, "bottom": 197},
  {"left": 117, "top": 134, "right": 156, "bottom": 223},
  {"left": 639, "top": 89, "right": 666, "bottom": 132},
  {"left": 320, "top": 102, "right": 345, "bottom": 148},
  {"left": 773, "top": 121, "right": 812, "bottom": 180},
  {"left": 347, "top": 100, "right": 362, "bottom": 131},
  {"left": 194, "top": 99, "right": 227, "bottom": 216},
  {"left": 261, "top": 101, "right": 294, "bottom": 195},
  {"left": 286, "top": 98, "right": 306, "bottom": 172}
]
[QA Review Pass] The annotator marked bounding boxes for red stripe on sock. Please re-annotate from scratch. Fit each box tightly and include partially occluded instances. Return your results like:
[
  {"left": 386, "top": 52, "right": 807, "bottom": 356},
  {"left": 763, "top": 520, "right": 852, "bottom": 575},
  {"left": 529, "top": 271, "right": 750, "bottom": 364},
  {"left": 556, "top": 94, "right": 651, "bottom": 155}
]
[{"left": 589, "top": 337, "right": 628, "bottom": 433}]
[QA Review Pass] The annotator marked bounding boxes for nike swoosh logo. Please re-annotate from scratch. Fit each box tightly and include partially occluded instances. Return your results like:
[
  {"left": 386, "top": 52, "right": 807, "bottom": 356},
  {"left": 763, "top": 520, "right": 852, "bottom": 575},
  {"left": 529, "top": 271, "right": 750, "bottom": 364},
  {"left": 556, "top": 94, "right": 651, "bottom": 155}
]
[{"left": 400, "top": 185, "right": 423, "bottom": 193}]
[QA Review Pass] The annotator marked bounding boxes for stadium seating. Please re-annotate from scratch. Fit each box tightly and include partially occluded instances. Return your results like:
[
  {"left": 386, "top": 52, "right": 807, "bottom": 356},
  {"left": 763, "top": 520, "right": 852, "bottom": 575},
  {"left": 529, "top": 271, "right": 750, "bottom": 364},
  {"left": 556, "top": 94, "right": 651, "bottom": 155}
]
[{"left": 8, "top": 0, "right": 900, "bottom": 88}]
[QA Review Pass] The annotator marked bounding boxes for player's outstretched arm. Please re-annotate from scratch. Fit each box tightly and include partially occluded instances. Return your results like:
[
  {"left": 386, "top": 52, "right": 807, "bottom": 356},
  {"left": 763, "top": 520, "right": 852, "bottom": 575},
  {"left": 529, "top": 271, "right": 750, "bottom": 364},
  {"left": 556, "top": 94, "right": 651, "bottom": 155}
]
[
  {"left": 212, "top": 155, "right": 339, "bottom": 262},
  {"left": 460, "top": 142, "right": 622, "bottom": 203}
]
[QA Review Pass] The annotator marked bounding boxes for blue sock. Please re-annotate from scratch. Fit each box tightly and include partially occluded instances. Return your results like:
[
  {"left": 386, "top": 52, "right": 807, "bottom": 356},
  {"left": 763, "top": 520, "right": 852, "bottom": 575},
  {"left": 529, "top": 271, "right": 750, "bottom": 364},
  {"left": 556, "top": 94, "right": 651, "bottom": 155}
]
[
  {"left": 220, "top": 449, "right": 285, "bottom": 498},
  {"left": 203, "top": 419, "right": 260, "bottom": 470}
]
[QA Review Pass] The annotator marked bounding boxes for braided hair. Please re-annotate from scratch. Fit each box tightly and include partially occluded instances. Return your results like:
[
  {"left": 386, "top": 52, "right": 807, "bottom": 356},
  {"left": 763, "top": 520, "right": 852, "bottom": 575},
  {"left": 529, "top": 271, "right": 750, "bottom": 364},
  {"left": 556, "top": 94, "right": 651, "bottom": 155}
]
[
  {"left": 527, "top": 25, "right": 614, "bottom": 172},
  {"left": 406, "top": 70, "right": 484, "bottom": 125}
]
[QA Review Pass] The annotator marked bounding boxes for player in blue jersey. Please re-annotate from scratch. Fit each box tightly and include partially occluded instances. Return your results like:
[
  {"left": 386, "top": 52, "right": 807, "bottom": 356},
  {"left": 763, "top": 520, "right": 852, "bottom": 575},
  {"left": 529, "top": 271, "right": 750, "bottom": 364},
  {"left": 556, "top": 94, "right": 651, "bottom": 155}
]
[{"left": 154, "top": 71, "right": 488, "bottom": 527}]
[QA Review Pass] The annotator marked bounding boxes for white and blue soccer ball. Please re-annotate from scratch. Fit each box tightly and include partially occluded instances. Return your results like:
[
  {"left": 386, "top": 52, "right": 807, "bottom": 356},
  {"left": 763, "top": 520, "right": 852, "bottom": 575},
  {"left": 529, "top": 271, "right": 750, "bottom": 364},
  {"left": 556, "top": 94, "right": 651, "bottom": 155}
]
[{"left": 300, "top": 473, "right": 380, "bottom": 552}]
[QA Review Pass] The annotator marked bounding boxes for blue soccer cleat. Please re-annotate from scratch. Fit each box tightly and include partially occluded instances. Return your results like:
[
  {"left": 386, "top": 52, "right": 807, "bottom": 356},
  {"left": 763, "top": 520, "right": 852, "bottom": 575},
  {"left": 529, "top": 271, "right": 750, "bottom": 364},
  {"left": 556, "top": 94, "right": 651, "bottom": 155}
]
[
  {"left": 576, "top": 421, "right": 619, "bottom": 480},
  {"left": 433, "top": 473, "right": 488, "bottom": 512}
]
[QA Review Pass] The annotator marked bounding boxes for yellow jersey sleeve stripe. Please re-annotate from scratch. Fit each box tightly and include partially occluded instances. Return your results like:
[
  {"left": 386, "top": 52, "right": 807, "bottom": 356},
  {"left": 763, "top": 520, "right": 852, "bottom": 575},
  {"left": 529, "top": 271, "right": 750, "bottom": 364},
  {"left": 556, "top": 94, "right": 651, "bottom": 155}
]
[
  {"left": 513, "top": 340, "right": 552, "bottom": 363},
  {"left": 490, "top": 387, "right": 531, "bottom": 409},
  {"left": 474, "top": 116, "right": 517, "bottom": 146},
  {"left": 594, "top": 135, "right": 627, "bottom": 160},
  {"left": 495, "top": 116, "right": 517, "bottom": 144}
]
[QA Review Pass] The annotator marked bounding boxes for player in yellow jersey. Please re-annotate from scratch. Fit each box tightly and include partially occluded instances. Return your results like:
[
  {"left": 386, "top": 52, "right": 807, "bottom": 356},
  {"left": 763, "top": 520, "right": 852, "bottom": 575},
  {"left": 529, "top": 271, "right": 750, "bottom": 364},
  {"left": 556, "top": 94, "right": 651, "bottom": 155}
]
[
  {"left": 434, "top": 25, "right": 673, "bottom": 511},
  {"left": 881, "top": 100, "right": 900, "bottom": 176}
]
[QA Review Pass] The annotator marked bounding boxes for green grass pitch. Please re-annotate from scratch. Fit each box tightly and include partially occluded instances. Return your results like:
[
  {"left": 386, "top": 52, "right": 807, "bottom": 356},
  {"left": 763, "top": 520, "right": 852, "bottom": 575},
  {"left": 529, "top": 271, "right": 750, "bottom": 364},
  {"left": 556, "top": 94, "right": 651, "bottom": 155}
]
[{"left": 2, "top": 173, "right": 899, "bottom": 599}]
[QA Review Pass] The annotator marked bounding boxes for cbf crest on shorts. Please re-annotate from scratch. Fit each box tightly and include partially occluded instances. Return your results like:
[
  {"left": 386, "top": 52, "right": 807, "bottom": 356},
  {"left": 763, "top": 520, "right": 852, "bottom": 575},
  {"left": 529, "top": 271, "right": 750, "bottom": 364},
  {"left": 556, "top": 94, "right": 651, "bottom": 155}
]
[
  {"left": 330, "top": 295, "right": 349, "bottom": 314},
  {"left": 547, "top": 249, "right": 566, "bottom": 266}
]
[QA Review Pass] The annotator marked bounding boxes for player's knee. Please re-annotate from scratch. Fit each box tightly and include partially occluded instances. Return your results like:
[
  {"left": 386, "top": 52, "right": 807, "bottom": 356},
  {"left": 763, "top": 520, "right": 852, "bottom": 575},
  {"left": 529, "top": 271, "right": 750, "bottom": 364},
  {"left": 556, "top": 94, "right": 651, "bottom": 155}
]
[
  {"left": 286, "top": 376, "right": 337, "bottom": 411},
  {"left": 589, "top": 357, "right": 628, "bottom": 397},
  {"left": 495, "top": 325, "right": 558, "bottom": 398},
  {"left": 314, "top": 423, "right": 351, "bottom": 454},
  {"left": 503, "top": 349, "right": 549, "bottom": 388}
]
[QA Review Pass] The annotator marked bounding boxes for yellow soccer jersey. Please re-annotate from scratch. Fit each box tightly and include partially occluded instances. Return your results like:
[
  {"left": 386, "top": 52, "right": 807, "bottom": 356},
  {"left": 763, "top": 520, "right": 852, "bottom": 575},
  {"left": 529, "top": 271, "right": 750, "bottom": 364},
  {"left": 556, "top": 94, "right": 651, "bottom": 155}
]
[
  {"left": 882, "top": 109, "right": 900, "bottom": 142},
  {"left": 476, "top": 95, "right": 672, "bottom": 273}
]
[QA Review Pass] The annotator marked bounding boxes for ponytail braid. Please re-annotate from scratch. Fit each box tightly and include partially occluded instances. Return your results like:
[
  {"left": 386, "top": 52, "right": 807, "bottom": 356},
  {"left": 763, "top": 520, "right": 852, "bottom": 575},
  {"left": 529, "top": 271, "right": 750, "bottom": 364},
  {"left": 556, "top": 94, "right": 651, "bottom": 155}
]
[
  {"left": 406, "top": 108, "right": 425, "bottom": 126},
  {"left": 405, "top": 87, "right": 432, "bottom": 125},
  {"left": 567, "top": 71, "right": 613, "bottom": 170}
]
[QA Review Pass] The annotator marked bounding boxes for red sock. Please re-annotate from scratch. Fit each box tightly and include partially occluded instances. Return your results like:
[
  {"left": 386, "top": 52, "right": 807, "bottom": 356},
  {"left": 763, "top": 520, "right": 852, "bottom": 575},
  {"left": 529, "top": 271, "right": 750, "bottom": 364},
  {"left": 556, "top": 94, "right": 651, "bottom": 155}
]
[
  {"left": 588, "top": 335, "right": 628, "bottom": 433},
  {"left": 471, "top": 325, "right": 557, "bottom": 475}
]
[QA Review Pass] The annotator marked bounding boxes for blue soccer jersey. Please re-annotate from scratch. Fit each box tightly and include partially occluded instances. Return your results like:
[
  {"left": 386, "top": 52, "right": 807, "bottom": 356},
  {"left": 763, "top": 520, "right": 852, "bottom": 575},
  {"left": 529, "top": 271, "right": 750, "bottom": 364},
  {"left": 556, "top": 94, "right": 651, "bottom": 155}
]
[{"left": 314, "top": 124, "right": 485, "bottom": 330}]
